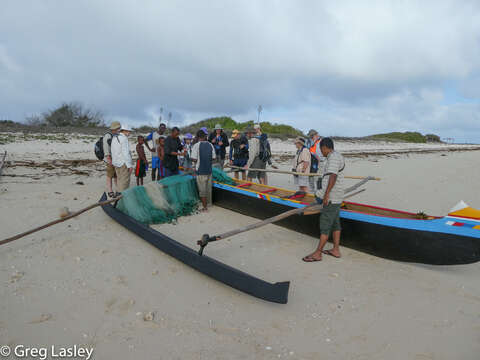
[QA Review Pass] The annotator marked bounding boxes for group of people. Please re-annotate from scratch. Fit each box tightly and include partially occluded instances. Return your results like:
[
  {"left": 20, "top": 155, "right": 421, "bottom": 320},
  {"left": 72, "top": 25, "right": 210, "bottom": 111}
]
[
  {"left": 103, "top": 121, "right": 346, "bottom": 259},
  {"left": 102, "top": 122, "right": 274, "bottom": 212}
]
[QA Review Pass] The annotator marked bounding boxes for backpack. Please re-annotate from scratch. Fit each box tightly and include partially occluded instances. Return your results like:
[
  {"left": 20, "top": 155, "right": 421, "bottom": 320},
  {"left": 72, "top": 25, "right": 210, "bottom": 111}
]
[
  {"left": 258, "top": 135, "right": 271, "bottom": 163},
  {"left": 94, "top": 133, "right": 112, "bottom": 160}
]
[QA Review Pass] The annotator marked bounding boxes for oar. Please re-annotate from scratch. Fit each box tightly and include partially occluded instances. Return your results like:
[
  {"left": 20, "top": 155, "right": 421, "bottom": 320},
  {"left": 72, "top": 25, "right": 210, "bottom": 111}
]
[
  {"left": 226, "top": 164, "right": 380, "bottom": 180},
  {"left": 0, "top": 195, "right": 123, "bottom": 246},
  {"left": 196, "top": 189, "right": 365, "bottom": 255}
]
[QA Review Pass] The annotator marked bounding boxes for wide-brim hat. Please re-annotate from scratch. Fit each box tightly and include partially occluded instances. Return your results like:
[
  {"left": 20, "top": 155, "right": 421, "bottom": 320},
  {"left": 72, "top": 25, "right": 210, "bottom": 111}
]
[
  {"left": 253, "top": 124, "right": 261, "bottom": 130},
  {"left": 295, "top": 137, "right": 305, "bottom": 145},
  {"left": 245, "top": 127, "right": 255, "bottom": 133},
  {"left": 232, "top": 129, "right": 240, "bottom": 135},
  {"left": 121, "top": 123, "right": 132, "bottom": 131},
  {"left": 110, "top": 121, "right": 121, "bottom": 130},
  {"left": 307, "top": 129, "right": 318, "bottom": 137},
  {"left": 214, "top": 124, "right": 223, "bottom": 130}
]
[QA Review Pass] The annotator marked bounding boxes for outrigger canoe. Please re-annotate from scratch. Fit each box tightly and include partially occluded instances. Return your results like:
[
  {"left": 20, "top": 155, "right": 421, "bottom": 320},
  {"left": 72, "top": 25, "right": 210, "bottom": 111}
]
[{"left": 213, "top": 179, "right": 480, "bottom": 265}]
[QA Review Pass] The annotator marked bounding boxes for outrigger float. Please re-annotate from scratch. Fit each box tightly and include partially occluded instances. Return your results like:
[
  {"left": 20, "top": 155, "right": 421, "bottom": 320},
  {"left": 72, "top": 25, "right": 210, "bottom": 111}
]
[{"left": 100, "top": 176, "right": 480, "bottom": 304}]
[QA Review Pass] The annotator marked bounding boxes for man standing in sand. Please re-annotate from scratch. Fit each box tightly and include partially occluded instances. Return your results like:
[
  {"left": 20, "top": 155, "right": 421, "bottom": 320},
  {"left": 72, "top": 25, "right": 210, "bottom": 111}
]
[
  {"left": 163, "top": 127, "right": 186, "bottom": 177},
  {"left": 191, "top": 130, "right": 216, "bottom": 211},
  {"left": 104, "top": 121, "right": 121, "bottom": 197},
  {"left": 244, "top": 124, "right": 272, "bottom": 184},
  {"left": 303, "top": 137, "right": 345, "bottom": 262},
  {"left": 111, "top": 124, "right": 133, "bottom": 192},
  {"left": 208, "top": 124, "right": 229, "bottom": 170},
  {"left": 146, "top": 123, "right": 167, "bottom": 181},
  {"left": 292, "top": 137, "right": 311, "bottom": 193},
  {"left": 306, "top": 129, "right": 322, "bottom": 191}
]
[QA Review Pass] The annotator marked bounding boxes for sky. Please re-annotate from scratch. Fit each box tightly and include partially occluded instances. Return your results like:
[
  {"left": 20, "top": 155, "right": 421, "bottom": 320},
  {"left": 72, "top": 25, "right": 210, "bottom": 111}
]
[{"left": 1, "top": 0, "right": 480, "bottom": 142}]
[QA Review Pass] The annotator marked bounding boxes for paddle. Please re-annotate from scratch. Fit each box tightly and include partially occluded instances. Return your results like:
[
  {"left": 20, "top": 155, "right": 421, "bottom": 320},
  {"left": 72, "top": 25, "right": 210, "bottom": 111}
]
[
  {"left": 196, "top": 188, "right": 366, "bottom": 255},
  {"left": 226, "top": 164, "right": 381, "bottom": 180}
]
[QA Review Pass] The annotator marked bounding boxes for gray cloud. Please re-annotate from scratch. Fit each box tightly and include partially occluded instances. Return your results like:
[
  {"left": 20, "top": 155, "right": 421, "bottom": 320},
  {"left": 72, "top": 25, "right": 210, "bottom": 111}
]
[{"left": 1, "top": 0, "right": 480, "bottom": 141}]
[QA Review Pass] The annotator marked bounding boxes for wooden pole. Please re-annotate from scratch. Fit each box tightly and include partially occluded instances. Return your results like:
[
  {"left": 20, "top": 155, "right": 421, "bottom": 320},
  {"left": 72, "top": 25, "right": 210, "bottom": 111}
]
[
  {"left": 0, "top": 196, "right": 122, "bottom": 246},
  {"left": 226, "top": 164, "right": 380, "bottom": 180},
  {"left": 197, "top": 189, "right": 365, "bottom": 254},
  {"left": 0, "top": 151, "right": 6, "bottom": 176}
]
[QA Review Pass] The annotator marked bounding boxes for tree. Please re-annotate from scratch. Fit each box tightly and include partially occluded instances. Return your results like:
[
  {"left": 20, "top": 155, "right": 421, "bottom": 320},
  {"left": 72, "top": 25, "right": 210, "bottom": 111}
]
[{"left": 41, "top": 102, "right": 105, "bottom": 127}]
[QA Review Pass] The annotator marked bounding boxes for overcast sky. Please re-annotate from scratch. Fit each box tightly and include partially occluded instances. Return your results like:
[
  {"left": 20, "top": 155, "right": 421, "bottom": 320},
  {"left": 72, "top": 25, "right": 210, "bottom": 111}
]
[{"left": 1, "top": 0, "right": 480, "bottom": 142}]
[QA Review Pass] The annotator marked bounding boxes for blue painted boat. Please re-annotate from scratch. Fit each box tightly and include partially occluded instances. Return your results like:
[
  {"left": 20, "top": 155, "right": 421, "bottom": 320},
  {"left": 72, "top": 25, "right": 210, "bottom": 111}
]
[{"left": 212, "top": 180, "right": 480, "bottom": 265}]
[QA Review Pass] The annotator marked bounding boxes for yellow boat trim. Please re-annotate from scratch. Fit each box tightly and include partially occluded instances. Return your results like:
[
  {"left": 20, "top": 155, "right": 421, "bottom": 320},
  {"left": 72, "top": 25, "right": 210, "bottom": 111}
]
[{"left": 448, "top": 206, "right": 480, "bottom": 220}]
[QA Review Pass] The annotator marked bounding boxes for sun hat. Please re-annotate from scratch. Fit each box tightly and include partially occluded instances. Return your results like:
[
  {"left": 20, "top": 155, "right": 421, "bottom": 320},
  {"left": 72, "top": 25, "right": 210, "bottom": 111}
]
[
  {"left": 232, "top": 129, "right": 240, "bottom": 135},
  {"left": 110, "top": 121, "right": 121, "bottom": 130},
  {"left": 200, "top": 127, "right": 208, "bottom": 135},
  {"left": 295, "top": 137, "right": 305, "bottom": 145},
  {"left": 214, "top": 124, "right": 223, "bottom": 130},
  {"left": 307, "top": 129, "right": 318, "bottom": 137},
  {"left": 245, "top": 127, "right": 255, "bottom": 133},
  {"left": 120, "top": 123, "right": 132, "bottom": 131},
  {"left": 253, "top": 124, "right": 261, "bottom": 130},
  {"left": 184, "top": 133, "right": 193, "bottom": 140}
]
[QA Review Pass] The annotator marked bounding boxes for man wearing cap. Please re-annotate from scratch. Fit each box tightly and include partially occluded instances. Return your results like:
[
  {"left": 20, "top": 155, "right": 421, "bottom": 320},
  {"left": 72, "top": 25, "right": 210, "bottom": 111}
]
[
  {"left": 245, "top": 124, "right": 271, "bottom": 184},
  {"left": 208, "top": 124, "right": 229, "bottom": 170},
  {"left": 229, "top": 129, "right": 249, "bottom": 180},
  {"left": 164, "top": 127, "right": 186, "bottom": 177},
  {"left": 146, "top": 123, "right": 167, "bottom": 181},
  {"left": 104, "top": 121, "right": 121, "bottom": 197},
  {"left": 193, "top": 127, "right": 208, "bottom": 145},
  {"left": 111, "top": 124, "right": 133, "bottom": 192},
  {"left": 292, "top": 137, "right": 311, "bottom": 193},
  {"left": 306, "top": 129, "right": 323, "bottom": 191}
]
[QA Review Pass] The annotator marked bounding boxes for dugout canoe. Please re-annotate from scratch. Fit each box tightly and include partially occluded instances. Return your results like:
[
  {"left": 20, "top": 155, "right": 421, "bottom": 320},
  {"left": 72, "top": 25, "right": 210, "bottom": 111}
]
[
  {"left": 100, "top": 193, "right": 290, "bottom": 304},
  {"left": 212, "top": 179, "right": 480, "bottom": 265}
]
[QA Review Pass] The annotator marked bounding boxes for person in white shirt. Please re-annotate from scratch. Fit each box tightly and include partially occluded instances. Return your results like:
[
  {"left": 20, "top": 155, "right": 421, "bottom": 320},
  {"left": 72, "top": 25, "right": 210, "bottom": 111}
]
[{"left": 111, "top": 124, "right": 133, "bottom": 192}]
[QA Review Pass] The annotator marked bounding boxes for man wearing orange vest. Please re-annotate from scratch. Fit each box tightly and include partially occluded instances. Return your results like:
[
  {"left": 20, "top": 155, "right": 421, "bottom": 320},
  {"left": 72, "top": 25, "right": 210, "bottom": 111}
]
[{"left": 306, "top": 129, "right": 323, "bottom": 191}]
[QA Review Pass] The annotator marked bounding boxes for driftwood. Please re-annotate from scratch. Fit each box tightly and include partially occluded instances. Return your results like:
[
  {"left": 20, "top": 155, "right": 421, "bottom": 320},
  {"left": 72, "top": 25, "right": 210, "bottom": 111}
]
[{"left": 226, "top": 164, "right": 380, "bottom": 180}]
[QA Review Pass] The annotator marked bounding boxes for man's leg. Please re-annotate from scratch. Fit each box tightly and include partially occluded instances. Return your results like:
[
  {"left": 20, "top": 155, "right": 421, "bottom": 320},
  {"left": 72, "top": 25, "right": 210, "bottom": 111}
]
[
  {"left": 303, "top": 203, "right": 338, "bottom": 261},
  {"left": 241, "top": 171, "right": 246, "bottom": 181},
  {"left": 107, "top": 176, "right": 113, "bottom": 194},
  {"left": 328, "top": 230, "right": 341, "bottom": 258},
  {"left": 151, "top": 168, "right": 157, "bottom": 181},
  {"left": 233, "top": 171, "right": 239, "bottom": 179}
]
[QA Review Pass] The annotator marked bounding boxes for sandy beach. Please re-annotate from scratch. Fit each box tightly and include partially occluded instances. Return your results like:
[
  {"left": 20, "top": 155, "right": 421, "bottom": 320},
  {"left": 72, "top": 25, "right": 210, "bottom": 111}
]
[{"left": 1, "top": 134, "right": 479, "bottom": 360}]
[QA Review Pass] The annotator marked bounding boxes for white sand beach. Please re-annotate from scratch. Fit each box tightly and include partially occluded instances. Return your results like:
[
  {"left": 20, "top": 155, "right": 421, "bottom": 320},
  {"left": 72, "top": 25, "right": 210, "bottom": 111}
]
[{"left": 1, "top": 134, "right": 479, "bottom": 360}]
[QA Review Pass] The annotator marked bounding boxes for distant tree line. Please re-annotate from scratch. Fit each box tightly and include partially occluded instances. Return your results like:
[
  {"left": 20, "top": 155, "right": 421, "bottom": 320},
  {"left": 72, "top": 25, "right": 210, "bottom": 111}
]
[{"left": 26, "top": 102, "right": 105, "bottom": 128}]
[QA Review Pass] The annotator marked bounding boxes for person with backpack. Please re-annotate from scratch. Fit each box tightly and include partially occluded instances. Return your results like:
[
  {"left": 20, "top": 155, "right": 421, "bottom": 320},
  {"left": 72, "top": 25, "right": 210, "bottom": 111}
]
[
  {"left": 208, "top": 124, "right": 229, "bottom": 169},
  {"left": 111, "top": 124, "right": 133, "bottom": 192},
  {"left": 306, "top": 129, "right": 323, "bottom": 191},
  {"left": 244, "top": 124, "right": 271, "bottom": 184},
  {"left": 292, "top": 137, "right": 311, "bottom": 193},
  {"left": 229, "top": 129, "right": 249, "bottom": 180},
  {"left": 94, "top": 121, "right": 121, "bottom": 198}
]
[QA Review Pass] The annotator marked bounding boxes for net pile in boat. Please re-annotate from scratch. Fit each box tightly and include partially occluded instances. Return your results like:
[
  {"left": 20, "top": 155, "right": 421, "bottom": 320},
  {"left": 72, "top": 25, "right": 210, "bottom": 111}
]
[
  {"left": 116, "top": 175, "right": 199, "bottom": 224},
  {"left": 212, "top": 167, "right": 236, "bottom": 185}
]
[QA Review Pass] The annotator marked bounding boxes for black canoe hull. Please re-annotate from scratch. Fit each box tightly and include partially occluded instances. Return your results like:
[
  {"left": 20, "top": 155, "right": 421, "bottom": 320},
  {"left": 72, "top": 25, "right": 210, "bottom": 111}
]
[
  {"left": 100, "top": 193, "right": 290, "bottom": 304},
  {"left": 212, "top": 186, "right": 480, "bottom": 265}
]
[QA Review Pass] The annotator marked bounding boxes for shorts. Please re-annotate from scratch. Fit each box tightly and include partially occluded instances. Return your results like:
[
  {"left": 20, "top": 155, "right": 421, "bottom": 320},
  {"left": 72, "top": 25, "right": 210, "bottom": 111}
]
[
  {"left": 196, "top": 174, "right": 212, "bottom": 202},
  {"left": 106, "top": 163, "right": 117, "bottom": 178},
  {"left": 319, "top": 202, "right": 342, "bottom": 235},
  {"left": 233, "top": 158, "right": 248, "bottom": 172},
  {"left": 135, "top": 159, "right": 146, "bottom": 178},
  {"left": 294, "top": 174, "right": 309, "bottom": 187},
  {"left": 151, "top": 156, "right": 160, "bottom": 169},
  {"left": 247, "top": 157, "right": 266, "bottom": 179}
]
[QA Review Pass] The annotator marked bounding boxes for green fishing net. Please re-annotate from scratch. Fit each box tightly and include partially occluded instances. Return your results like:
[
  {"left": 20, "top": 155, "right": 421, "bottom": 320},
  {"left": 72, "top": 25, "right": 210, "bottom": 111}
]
[
  {"left": 212, "top": 167, "right": 236, "bottom": 185},
  {"left": 116, "top": 175, "right": 199, "bottom": 224}
]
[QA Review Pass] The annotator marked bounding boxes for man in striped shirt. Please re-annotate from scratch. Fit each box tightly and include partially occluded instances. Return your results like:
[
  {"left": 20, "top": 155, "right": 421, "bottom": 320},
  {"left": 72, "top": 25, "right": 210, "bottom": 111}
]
[{"left": 303, "top": 137, "right": 345, "bottom": 261}]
